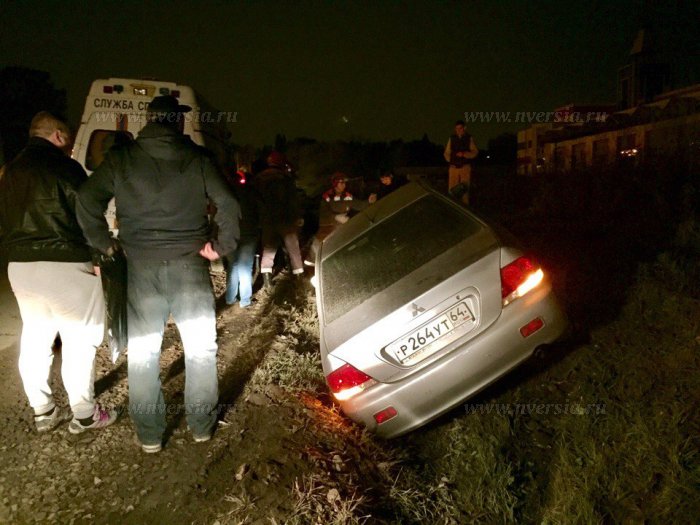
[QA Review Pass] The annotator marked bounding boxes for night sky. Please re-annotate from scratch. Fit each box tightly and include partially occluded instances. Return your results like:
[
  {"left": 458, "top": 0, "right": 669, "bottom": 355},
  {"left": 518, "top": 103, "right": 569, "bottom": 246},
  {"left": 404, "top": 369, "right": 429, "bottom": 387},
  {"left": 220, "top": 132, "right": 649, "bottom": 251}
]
[{"left": 0, "top": 1, "right": 694, "bottom": 147}]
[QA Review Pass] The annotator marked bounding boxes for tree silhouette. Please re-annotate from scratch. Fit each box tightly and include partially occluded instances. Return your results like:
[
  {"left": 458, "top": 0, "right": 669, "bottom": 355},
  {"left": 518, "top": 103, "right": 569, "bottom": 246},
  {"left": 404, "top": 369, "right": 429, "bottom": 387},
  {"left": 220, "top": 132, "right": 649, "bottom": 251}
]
[
  {"left": 0, "top": 67, "right": 67, "bottom": 163},
  {"left": 274, "top": 133, "right": 287, "bottom": 152},
  {"left": 487, "top": 133, "right": 517, "bottom": 164}
]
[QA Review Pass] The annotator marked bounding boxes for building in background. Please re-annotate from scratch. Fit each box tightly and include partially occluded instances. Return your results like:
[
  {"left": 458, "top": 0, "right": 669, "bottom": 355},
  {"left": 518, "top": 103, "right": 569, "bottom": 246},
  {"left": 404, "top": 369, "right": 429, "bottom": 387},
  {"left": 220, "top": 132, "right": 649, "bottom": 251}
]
[
  {"left": 618, "top": 29, "right": 672, "bottom": 110},
  {"left": 517, "top": 29, "right": 700, "bottom": 175},
  {"left": 529, "top": 85, "right": 700, "bottom": 174},
  {"left": 516, "top": 105, "right": 615, "bottom": 175}
]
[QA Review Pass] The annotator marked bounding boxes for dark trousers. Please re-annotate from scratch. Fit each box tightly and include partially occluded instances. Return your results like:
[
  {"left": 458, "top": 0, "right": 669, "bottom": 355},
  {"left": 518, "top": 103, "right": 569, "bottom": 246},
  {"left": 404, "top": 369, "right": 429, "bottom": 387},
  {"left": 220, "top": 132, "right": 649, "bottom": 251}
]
[
  {"left": 127, "top": 258, "right": 218, "bottom": 445},
  {"left": 260, "top": 223, "right": 304, "bottom": 274}
]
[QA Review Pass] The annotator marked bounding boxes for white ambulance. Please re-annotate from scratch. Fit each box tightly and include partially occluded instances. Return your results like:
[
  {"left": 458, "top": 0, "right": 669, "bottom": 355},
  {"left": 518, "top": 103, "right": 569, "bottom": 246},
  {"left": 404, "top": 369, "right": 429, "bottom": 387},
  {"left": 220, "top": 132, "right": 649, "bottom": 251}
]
[{"left": 72, "top": 78, "right": 232, "bottom": 231}]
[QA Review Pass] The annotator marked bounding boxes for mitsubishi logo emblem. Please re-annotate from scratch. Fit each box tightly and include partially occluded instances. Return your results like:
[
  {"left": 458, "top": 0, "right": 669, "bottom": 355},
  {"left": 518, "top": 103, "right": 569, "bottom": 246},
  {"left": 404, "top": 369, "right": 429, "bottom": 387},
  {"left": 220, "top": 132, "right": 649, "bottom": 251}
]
[{"left": 411, "top": 303, "right": 425, "bottom": 317}]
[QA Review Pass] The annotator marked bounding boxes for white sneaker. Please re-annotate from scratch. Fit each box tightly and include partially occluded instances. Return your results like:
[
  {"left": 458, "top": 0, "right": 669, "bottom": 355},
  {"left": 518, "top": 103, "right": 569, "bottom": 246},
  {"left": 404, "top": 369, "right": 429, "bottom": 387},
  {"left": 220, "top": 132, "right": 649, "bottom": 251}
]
[
  {"left": 68, "top": 406, "right": 117, "bottom": 434},
  {"left": 134, "top": 435, "right": 162, "bottom": 453},
  {"left": 188, "top": 425, "right": 212, "bottom": 443},
  {"left": 141, "top": 442, "right": 163, "bottom": 453},
  {"left": 34, "top": 406, "right": 68, "bottom": 433}
]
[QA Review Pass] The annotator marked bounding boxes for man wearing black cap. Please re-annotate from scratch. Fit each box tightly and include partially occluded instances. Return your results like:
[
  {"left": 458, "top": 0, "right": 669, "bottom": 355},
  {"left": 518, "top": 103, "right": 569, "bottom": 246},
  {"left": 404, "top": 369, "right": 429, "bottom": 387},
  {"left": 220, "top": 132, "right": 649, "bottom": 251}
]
[{"left": 77, "top": 95, "right": 240, "bottom": 453}]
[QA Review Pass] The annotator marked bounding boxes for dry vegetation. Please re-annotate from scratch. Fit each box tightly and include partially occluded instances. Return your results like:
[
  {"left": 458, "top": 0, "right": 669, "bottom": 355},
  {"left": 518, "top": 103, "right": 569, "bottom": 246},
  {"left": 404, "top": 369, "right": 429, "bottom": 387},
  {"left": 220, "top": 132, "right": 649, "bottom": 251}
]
[
  {"left": 0, "top": 154, "right": 696, "bottom": 524},
  {"left": 212, "top": 153, "right": 699, "bottom": 523}
]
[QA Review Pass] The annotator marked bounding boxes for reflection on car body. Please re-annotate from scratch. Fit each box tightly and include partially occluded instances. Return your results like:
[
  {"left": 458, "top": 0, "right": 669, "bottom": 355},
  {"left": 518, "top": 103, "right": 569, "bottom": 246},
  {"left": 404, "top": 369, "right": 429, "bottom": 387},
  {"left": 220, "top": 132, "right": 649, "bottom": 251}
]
[{"left": 314, "top": 181, "right": 568, "bottom": 438}]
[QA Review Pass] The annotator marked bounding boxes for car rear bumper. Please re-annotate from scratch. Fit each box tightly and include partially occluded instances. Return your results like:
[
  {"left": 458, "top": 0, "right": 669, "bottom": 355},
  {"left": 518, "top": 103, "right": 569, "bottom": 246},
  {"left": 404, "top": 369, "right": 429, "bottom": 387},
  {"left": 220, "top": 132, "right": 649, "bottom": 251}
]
[{"left": 337, "top": 287, "right": 568, "bottom": 438}]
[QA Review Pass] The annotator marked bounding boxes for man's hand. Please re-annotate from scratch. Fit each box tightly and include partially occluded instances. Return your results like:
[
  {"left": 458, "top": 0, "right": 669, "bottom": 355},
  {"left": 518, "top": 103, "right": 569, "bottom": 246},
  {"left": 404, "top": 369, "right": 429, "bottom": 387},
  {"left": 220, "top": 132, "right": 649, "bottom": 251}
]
[
  {"left": 335, "top": 214, "right": 349, "bottom": 224},
  {"left": 368, "top": 193, "right": 377, "bottom": 204},
  {"left": 93, "top": 266, "right": 101, "bottom": 277},
  {"left": 199, "top": 242, "right": 221, "bottom": 261}
]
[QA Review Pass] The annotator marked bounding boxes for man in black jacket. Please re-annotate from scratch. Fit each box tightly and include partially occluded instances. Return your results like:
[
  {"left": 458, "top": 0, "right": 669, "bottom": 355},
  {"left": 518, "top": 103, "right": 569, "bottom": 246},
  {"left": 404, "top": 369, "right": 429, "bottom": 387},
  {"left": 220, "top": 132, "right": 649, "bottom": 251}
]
[
  {"left": 77, "top": 96, "right": 240, "bottom": 453},
  {"left": 376, "top": 170, "right": 402, "bottom": 200},
  {"left": 255, "top": 151, "right": 304, "bottom": 286},
  {"left": 0, "top": 112, "right": 117, "bottom": 434}
]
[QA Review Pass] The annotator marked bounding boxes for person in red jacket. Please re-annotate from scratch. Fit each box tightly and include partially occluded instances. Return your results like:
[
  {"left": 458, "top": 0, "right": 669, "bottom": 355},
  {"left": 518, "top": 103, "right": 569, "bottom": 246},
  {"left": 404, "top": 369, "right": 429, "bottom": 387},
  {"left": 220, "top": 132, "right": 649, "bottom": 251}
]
[{"left": 306, "top": 172, "right": 376, "bottom": 265}]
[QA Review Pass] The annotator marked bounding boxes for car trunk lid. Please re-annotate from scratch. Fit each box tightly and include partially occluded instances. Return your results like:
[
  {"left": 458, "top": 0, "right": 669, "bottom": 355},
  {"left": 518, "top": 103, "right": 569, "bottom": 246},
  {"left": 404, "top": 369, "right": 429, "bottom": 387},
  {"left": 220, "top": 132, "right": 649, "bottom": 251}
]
[{"left": 323, "top": 241, "right": 503, "bottom": 383}]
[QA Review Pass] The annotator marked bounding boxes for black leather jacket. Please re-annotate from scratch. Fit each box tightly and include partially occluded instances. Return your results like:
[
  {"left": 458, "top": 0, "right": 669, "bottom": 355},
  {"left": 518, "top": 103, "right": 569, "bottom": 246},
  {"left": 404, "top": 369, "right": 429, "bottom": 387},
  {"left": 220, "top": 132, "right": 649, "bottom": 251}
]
[{"left": 0, "top": 137, "right": 92, "bottom": 262}]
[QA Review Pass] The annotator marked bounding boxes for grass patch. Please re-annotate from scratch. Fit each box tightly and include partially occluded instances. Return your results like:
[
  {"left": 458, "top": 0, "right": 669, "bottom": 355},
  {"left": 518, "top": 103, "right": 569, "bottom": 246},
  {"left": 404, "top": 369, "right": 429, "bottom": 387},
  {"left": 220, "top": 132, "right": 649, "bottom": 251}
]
[
  {"left": 217, "top": 155, "right": 700, "bottom": 523},
  {"left": 243, "top": 220, "right": 699, "bottom": 523},
  {"left": 288, "top": 475, "right": 369, "bottom": 525},
  {"left": 400, "top": 242, "right": 700, "bottom": 523},
  {"left": 248, "top": 293, "right": 326, "bottom": 393},
  {"left": 250, "top": 346, "right": 324, "bottom": 392}
]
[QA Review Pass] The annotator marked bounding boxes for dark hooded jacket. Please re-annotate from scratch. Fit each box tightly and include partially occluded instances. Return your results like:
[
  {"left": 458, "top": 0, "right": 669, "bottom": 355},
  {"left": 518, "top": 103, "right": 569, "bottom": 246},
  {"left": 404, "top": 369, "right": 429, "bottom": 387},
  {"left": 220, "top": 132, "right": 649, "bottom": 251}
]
[
  {"left": 254, "top": 166, "right": 301, "bottom": 227},
  {"left": 0, "top": 137, "right": 92, "bottom": 262},
  {"left": 77, "top": 122, "right": 240, "bottom": 260},
  {"left": 229, "top": 179, "right": 260, "bottom": 242}
]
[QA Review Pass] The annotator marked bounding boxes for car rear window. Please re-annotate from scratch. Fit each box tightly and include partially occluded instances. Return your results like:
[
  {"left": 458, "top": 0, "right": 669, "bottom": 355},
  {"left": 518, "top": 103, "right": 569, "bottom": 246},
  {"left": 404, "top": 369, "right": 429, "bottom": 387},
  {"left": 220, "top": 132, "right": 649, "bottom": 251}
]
[{"left": 321, "top": 195, "right": 482, "bottom": 323}]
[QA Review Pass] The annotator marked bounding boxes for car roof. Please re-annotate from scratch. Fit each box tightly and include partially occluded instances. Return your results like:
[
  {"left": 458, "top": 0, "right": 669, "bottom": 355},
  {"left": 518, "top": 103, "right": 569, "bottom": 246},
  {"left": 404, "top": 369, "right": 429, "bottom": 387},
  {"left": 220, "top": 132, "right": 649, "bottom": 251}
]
[{"left": 320, "top": 181, "right": 469, "bottom": 260}]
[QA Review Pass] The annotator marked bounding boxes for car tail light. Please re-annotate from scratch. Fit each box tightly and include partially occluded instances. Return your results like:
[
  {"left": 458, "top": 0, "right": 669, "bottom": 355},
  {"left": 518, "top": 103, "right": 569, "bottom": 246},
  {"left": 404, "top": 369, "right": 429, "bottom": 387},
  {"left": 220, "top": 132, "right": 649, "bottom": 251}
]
[
  {"left": 326, "top": 363, "right": 375, "bottom": 401},
  {"left": 501, "top": 256, "right": 544, "bottom": 306}
]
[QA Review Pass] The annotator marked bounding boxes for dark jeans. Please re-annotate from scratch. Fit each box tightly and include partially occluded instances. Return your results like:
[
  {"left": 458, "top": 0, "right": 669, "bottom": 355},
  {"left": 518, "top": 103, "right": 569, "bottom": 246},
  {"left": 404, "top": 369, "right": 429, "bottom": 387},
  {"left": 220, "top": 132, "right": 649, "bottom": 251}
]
[
  {"left": 225, "top": 236, "right": 257, "bottom": 306},
  {"left": 127, "top": 258, "right": 218, "bottom": 445}
]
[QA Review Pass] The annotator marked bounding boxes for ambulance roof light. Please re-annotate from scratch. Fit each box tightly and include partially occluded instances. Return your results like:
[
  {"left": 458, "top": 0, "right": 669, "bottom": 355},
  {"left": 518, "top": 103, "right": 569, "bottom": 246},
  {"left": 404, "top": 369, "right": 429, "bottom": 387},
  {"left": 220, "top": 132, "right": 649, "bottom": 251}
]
[{"left": 103, "top": 85, "right": 124, "bottom": 94}]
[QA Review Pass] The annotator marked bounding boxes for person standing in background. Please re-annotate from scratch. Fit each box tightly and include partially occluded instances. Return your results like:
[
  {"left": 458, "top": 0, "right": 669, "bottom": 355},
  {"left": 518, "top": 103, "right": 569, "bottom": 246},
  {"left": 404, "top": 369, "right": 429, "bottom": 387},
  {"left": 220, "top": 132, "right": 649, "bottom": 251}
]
[
  {"left": 306, "top": 172, "right": 376, "bottom": 266},
  {"left": 376, "top": 170, "right": 402, "bottom": 200},
  {"left": 444, "top": 119, "right": 478, "bottom": 205},
  {"left": 255, "top": 151, "right": 304, "bottom": 286},
  {"left": 225, "top": 167, "right": 259, "bottom": 308}
]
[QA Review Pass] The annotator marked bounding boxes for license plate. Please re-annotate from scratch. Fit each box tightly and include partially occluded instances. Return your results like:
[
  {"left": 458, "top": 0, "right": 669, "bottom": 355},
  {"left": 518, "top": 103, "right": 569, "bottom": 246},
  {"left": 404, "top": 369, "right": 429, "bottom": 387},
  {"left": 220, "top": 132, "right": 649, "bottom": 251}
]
[{"left": 388, "top": 301, "right": 475, "bottom": 365}]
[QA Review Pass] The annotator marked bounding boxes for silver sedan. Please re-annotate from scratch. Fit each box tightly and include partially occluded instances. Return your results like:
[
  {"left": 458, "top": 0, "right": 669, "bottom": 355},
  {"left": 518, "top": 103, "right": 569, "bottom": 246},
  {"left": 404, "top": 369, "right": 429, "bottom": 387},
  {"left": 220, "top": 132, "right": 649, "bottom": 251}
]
[{"left": 314, "top": 181, "right": 568, "bottom": 438}]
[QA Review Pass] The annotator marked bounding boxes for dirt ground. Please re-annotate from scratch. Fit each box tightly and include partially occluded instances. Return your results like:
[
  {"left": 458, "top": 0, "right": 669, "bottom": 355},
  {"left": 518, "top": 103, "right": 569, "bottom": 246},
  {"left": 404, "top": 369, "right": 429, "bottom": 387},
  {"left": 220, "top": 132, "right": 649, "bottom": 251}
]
[
  {"left": 1, "top": 167, "right": 697, "bottom": 524},
  {"left": 0, "top": 270, "right": 336, "bottom": 524}
]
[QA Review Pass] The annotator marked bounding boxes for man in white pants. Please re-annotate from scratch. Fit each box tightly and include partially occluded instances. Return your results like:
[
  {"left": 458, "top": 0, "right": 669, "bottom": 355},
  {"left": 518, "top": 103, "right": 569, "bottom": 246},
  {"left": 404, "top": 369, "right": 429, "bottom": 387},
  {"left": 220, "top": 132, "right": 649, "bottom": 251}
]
[{"left": 0, "top": 112, "right": 116, "bottom": 433}]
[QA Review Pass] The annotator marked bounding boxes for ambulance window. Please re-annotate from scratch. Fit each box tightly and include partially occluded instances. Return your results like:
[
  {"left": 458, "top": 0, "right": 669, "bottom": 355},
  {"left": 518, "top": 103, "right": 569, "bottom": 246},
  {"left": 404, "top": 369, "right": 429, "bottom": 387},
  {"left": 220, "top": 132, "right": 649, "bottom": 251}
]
[{"left": 86, "top": 130, "right": 134, "bottom": 171}]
